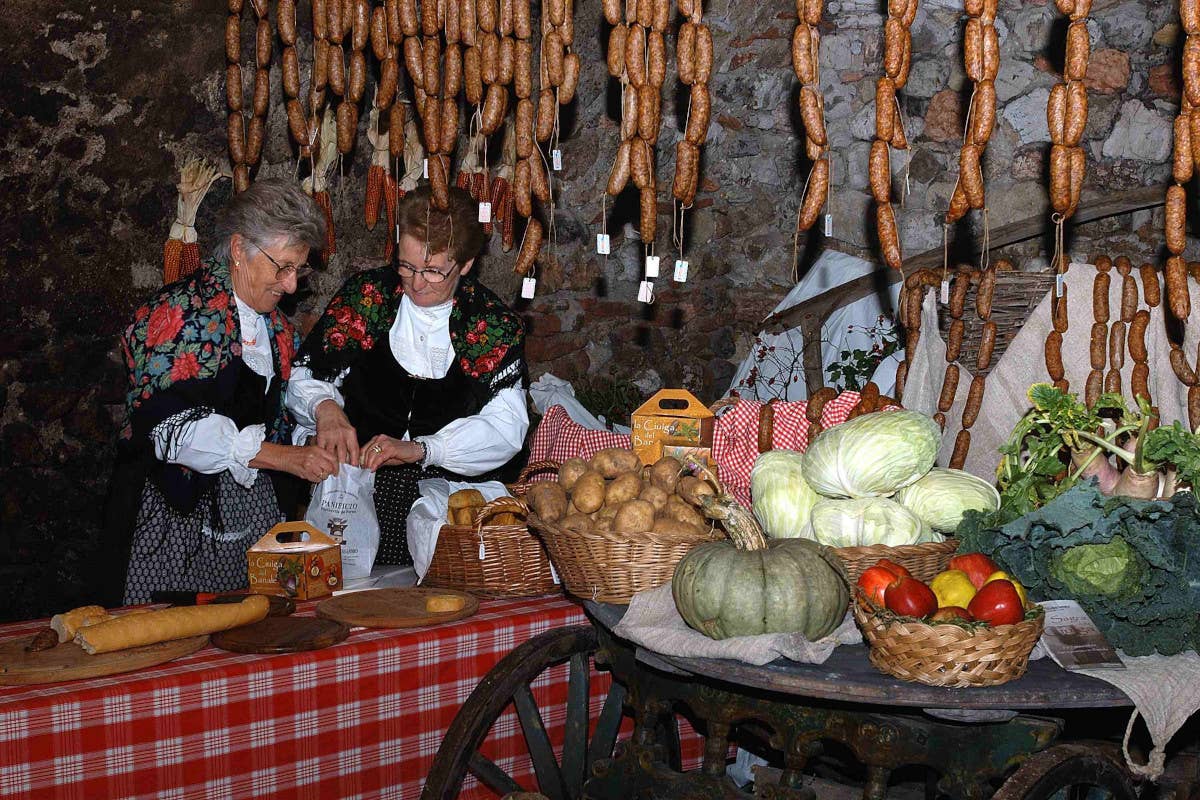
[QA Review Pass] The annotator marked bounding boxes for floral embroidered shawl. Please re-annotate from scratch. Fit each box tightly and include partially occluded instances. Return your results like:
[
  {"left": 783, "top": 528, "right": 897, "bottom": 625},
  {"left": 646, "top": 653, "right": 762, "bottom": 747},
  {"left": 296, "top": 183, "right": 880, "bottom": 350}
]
[
  {"left": 296, "top": 266, "right": 525, "bottom": 398},
  {"left": 121, "top": 258, "right": 299, "bottom": 443}
]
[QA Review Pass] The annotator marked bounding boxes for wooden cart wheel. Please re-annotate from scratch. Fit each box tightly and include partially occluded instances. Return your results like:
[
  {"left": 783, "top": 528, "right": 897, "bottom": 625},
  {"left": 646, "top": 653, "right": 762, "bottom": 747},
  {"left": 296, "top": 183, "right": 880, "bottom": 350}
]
[
  {"left": 420, "top": 625, "right": 627, "bottom": 800},
  {"left": 992, "top": 743, "right": 1140, "bottom": 800}
]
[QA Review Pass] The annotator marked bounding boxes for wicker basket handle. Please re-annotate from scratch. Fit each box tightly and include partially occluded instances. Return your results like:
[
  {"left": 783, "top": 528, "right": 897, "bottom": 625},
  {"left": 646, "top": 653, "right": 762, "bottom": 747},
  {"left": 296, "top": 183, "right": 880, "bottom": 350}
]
[
  {"left": 471, "top": 496, "right": 530, "bottom": 529},
  {"left": 513, "top": 460, "right": 561, "bottom": 484}
]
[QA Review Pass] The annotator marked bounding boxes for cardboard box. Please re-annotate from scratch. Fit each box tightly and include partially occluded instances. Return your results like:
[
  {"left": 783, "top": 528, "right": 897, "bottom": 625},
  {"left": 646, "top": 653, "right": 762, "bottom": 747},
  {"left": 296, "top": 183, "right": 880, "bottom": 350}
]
[
  {"left": 247, "top": 522, "right": 342, "bottom": 599},
  {"left": 631, "top": 389, "right": 714, "bottom": 466}
]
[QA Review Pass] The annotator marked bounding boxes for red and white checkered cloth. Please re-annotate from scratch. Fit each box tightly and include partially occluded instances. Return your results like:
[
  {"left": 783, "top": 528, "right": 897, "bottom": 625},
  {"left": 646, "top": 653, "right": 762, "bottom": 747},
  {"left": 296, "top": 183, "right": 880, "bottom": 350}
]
[
  {"left": 528, "top": 393, "right": 883, "bottom": 505},
  {"left": 0, "top": 595, "right": 702, "bottom": 800}
]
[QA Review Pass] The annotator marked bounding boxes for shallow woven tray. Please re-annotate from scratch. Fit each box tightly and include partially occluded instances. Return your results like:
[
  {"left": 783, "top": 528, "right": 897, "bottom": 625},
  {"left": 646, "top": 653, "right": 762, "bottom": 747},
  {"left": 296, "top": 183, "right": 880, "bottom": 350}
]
[
  {"left": 528, "top": 512, "right": 725, "bottom": 604},
  {"left": 853, "top": 595, "right": 1045, "bottom": 688},
  {"left": 832, "top": 539, "right": 959, "bottom": 586}
]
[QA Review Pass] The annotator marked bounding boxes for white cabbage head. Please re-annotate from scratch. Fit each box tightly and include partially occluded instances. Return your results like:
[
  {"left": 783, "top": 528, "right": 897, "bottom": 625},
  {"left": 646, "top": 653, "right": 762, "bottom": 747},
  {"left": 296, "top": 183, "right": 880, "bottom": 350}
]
[
  {"left": 802, "top": 410, "right": 941, "bottom": 498},
  {"left": 894, "top": 467, "right": 1000, "bottom": 532}
]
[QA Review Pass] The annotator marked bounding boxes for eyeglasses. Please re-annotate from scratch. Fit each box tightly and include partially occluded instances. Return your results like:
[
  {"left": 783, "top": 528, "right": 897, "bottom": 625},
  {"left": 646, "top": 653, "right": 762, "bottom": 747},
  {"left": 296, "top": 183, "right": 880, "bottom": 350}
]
[
  {"left": 395, "top": 260, "right": 459, "bottom": 284},
  {"left": 244, "top": 238, "right": 313, "bottom": 281}
]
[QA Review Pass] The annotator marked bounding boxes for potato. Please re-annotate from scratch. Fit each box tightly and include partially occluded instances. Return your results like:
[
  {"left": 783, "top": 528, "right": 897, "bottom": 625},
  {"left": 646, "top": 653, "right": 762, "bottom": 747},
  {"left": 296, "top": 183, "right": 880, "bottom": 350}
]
[
  {"left": 449, "top": 488, "right": 486, "bottom": 510},
  {"left": 570, "top": 471, "right": 606, "bottom": 513},
  {"left": 595, "top": 503, "right": 619, "bottom": 521},
  {"left": 663, "top": 497, "right": 706, "bottom": 528},
  {"left": 639, "top": 484, "right": 670, "bottom": 511},
  {"left": 613, "top": 499, "right": 655, "bottom": 533},
  {"left": 677, "top": 475, "right": 715, "bottom": 507},
  {"left": 652, "top": 517, "right": 708, "bottom": 537},
  {"left": 527, "top": 482, "right": 568, "bottom": 522},
  {"left": 558, "top": 457, "right": 589, "bottom": 490},
  {"left": 605, "top": 472, "right": 643, "bottom": 507},
  {"left": 593, "top": 515, "right": 614, "bottom": 532},
  {"left": 560, "top": 513, "right": 592, "bottom": 532},
  {"left": 648, "top": 456, "right": 682, "bottom": 493},
  {"left": 589, "top": 447, "right": 641, "bottom": 478}
]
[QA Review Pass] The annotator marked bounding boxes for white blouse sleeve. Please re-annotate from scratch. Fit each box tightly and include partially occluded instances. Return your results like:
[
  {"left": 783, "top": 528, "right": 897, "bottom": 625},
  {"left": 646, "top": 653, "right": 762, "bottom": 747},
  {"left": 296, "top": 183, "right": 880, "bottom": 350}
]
[
  {"left": 150, "top": 412, "right": 266, "bottom": 488},
  {"left": 284, "top": 365, "right": 348, "bottom": 442},
  {"left": 416, "top": 385, "right": 529, "bottom": 476}
]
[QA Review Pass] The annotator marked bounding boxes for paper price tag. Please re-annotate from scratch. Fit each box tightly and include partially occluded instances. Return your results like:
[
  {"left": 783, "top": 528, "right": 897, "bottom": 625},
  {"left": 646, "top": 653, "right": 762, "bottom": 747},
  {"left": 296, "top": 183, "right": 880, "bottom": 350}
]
[
  {"left": 940, "top": 280, "right": 950, "bottom": 305},
  {"left": 478, "top": 202, "right": 492, "bottom": 223},
  {"left": 1055, "top": 273, "right": 1065, "bottom": 297},
  {"left": 824, "top": 214, "right": 833, "bottom": 237},
  {"left": 422, "top": 158, "right": 429, "bottom": 179},
  {"left": 674, "top": 259, "right": 689, "bottom": 283},
  {"left": 644, "top": 255, "right": 660, "bottom": 278},
  {"left": 596, "top": 233, "right": 611, "bottom": 255},
  {"left": 478, "top": 539, "right": 486, "bottom": 560},
  {"left": 521, "top": 277, "right": 537, "bottom": 299},
  {"left": 637, "top": 280, "right": 655, "bottom": 304},
  {"left": 552, "top": 149, "right": 563, "bottom": 171}
]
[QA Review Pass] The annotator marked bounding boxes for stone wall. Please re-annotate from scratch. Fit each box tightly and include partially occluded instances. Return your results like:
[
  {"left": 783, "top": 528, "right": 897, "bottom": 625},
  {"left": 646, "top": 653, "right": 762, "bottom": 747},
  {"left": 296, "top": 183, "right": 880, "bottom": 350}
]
[{"left": 0, "top": 0, "right": 1186, "bottom": 620}]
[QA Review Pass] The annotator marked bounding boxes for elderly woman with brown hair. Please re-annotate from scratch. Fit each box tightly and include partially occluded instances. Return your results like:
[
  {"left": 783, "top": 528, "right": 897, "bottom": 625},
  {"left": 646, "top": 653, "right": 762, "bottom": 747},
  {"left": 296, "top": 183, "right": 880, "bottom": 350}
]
[
  {"left": 287, "top": 184, "right": 529, "bottom": 566},
  {"left": 105, "top": 178, "right": 340, "bottom": 604}
]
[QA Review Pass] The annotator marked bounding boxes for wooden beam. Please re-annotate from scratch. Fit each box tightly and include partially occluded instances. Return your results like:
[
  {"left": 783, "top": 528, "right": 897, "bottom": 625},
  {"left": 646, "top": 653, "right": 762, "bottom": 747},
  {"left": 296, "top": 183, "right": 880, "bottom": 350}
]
[{"left": 762, "top": 185, "right": 1165, "bottom": 334}]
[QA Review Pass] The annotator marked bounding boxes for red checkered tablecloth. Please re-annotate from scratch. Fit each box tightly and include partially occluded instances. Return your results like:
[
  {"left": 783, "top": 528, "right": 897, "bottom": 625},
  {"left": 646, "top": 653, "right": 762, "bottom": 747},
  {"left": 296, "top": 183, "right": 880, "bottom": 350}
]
[{"left": 0, "top": 594, "right": 699, "bottom": 800}]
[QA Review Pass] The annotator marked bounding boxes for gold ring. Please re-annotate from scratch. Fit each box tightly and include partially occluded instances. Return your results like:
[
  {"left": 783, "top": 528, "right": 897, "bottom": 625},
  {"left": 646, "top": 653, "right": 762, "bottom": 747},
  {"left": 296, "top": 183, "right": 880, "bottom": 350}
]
[{"left": 371, "top": 444, "right": 383, "bottom": 454}]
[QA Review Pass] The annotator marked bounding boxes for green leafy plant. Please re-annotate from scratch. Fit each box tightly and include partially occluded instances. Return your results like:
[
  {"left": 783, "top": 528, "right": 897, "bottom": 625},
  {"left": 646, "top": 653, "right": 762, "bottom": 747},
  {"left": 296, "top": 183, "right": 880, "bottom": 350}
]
[
  {"left": 1142, "top": 420, "right": 1200, "bottom": 493},
  {"left": 825, "top": 316, "right": 900, "bottom": 392},
  {"left": 574, "top": 376, "right": 643, "bottom": 430}
]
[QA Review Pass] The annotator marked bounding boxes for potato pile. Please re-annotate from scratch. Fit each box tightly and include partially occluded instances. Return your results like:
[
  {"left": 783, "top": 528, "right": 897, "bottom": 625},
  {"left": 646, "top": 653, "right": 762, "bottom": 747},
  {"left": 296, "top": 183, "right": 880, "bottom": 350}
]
[{"left": 525, "top": 450, "right": 716, "bottom": 538}]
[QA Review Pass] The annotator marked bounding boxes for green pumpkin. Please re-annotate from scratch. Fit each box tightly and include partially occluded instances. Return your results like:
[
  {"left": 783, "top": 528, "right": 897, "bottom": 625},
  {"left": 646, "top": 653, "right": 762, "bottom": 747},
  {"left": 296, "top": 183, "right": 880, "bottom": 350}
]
[{"left": 672, "top": 506, "right": 850, "bottom": 641}]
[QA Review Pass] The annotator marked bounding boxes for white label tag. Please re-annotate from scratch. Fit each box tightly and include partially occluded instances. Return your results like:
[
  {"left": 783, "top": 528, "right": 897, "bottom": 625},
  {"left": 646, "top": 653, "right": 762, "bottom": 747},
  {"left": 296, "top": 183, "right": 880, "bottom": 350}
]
[
  {"left": 674, "top": 259, "right": 689, "bottom": 283},
  {"left": 596, "top": 233, "right": 610, "bottom": 254},
  {"left": 637, "top": 279, "right": 655, "bottom": 304},
  {"left": 1055, "top": 273, "right": 1065, "bottom": 297},
  {"left": 940, "top": 280, "right": 950, "bottom": 305},
  {"left": 478, "top": 539, "right": 486, "bottom": 560},
  {"left": 824, "top": 213, "right": 833, "bottom": 237},
  {"left": 552, "top": 149, "right": 563, "bottom": 171},
  {"left": 644, "top": 255, "right": 660, "bottom": 278},
  {"left": 521, "top": 277, "right": 537, "bottom": 299},
  {"left": 422, "top": 158, "right": 429, "bottom": 179},
  {"left": 478, "top": 201, "right": 492, "bottom": 223}
]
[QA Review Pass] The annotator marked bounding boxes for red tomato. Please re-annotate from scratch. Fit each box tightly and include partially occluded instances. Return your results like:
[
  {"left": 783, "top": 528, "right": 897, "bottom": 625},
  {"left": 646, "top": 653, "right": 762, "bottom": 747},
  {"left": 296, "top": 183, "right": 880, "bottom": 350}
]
[
  {"left": 857, "top": 566, "right": 898, "bottom": 606},
  {"left": 875, "top": 558, "right": 911, "bottom": 578},
  {"left": 967, "top": 579, "right": 1025, "bottom": 626},
  {"left": 884, "top": 576, "right": 938, "bottom": 618},
  {"left": 948, "top": 552, "right": 1001, "bottom": 589},
  {"left": 929, "top": 606, "right": 972, "bottom": 623}
]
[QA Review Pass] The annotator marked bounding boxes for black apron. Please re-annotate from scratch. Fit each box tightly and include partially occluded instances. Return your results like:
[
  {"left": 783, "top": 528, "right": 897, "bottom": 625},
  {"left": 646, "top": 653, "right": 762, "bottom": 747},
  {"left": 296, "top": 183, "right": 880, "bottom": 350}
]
[{"left": 340, "top": 337, "right": 523, "bottom": 565}]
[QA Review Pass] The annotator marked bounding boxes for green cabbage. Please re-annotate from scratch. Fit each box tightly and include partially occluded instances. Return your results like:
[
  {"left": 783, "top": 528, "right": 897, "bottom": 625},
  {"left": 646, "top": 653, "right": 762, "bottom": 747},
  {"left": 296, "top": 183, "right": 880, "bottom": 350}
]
[
  {"left": 894, "top": 467, "right": 1001, "bottom": 533},
  {"left": 1050, "top": 536, "right": 1146, "bottom": 600},
  {"left": 807, "top": 497, "right": 926, "bottom": 548},
  {"left": 802, "top": 410, "right": 941, "bottom": 498},
  {"left": 751, "top": 450, "right": 820, "bottom": 538}
]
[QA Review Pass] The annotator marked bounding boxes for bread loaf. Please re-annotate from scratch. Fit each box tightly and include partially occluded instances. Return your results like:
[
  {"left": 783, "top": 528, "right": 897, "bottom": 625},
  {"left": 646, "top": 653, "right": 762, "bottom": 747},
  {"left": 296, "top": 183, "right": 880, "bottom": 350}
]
[
  {"left": 51, "top": 605, "right": 110, "bottom": 643},
  {"left": 75, "top": 596, "right": 270, "bottom": 654}
]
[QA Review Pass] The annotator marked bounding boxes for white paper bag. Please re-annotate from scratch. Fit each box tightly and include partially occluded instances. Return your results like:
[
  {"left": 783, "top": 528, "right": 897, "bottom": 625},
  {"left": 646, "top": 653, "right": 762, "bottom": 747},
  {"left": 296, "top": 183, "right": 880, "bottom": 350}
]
[
  {"left": 407, "top": 478, "right": 510, "bottom": 581},
  {"left": 306, "top": 465, "right": 379, "bottom": 580}
]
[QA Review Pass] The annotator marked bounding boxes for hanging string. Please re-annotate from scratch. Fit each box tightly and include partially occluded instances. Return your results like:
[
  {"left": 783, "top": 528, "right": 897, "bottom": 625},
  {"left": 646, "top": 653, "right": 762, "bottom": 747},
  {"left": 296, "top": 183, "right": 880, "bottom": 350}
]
[{"left": 980, "top": 206, "right": 991, "bottom": 271}]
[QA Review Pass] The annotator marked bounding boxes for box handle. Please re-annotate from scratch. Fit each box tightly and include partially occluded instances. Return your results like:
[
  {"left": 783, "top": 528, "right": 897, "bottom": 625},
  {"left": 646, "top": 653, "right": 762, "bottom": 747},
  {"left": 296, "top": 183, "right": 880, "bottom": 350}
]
[
  {"left": 265, "top": 521, "right": 341, "bottom": 547},
  {"left": 650, "top": 389, "right": 710, "bottom": 414}
]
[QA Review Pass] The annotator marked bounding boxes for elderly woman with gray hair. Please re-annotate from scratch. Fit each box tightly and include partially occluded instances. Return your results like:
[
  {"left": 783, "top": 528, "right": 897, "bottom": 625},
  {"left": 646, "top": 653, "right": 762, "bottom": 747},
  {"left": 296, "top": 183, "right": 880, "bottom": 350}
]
[{"left": 104, "top": 178, "right": 340, "bottom": 605}]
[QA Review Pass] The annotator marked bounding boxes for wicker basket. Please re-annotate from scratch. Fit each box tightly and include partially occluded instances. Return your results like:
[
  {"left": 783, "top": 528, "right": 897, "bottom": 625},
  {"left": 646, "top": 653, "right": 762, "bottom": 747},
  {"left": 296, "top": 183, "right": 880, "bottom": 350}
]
[
  {"left": 422, "top": 479, "right": 560, "bottom": 599},
  {"left": 936, "top": 269, "right": 1056, "bottom": 376},
  {"left": 853, "top": 595, "right": 1045, "bottom": 687},
  {"left": 528, "top": 511, "right": 725, "bottom": 604},
  {"left": 832, "top": 539, "right": 959, "bottom": 585}
]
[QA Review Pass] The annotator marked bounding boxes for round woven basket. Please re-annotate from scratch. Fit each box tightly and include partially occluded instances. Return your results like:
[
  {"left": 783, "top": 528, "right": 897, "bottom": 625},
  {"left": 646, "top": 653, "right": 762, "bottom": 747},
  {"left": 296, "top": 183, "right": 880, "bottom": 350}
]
[
  {"left": 832, "top": 539, "right": 959, "bottom": 585},
  {"left": 528, "top": 511, "right": 725, "bottom": 604},
  {"left": 853, "top": 595, "right": 1045, "bottom": 687},
  {"left": 422, "top": 461, "right": 563, "bottom": 598}
]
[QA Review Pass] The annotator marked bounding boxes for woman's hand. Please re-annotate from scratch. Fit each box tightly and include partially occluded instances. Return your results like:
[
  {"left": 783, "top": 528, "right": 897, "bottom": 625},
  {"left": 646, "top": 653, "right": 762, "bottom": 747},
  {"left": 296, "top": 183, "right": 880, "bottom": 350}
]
[
  {"left": 315, "top": 399, "right": 359, "bottom": 466},
  {"left": 361, "top": 435, "right": 425, "bottom": 471},
  {"left": 253, "top": 442, "right": 340, "bottom": 483}
]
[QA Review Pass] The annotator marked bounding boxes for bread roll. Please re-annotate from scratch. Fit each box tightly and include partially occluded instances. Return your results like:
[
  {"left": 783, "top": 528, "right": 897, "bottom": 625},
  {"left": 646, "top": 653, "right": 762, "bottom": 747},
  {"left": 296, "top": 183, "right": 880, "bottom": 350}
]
[
  {"left": 76, "top": 596, "right": 270, "bottom": 654},
  {"left": 425, "top": 594, "right": 467, "bottom": 612},
  {"left": 51, "top": 605, "right": 110, "bottom": 642}
]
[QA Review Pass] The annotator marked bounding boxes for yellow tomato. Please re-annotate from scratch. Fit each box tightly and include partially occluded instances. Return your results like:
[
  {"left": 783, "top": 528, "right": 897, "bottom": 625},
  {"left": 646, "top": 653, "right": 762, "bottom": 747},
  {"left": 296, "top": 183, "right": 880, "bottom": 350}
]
[
  {"left": 985, "top": 571, "right": 1029, "bottom": 608},
  {"left": 929, "top": 569, "right": 977, "bottom": 609}
]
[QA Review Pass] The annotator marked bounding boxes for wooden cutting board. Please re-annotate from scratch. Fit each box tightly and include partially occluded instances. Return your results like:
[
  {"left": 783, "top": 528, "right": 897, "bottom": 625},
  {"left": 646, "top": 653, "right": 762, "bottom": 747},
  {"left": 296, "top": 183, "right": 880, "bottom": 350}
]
[
  {"left": 0, "top": 635, "right": 208, "bottom": 686},
  {"left": 210, "top": 617, "right": 350, "bottom": 654},
  {"left": 316, "top": 588, "right": 479, "bottom": 628}
]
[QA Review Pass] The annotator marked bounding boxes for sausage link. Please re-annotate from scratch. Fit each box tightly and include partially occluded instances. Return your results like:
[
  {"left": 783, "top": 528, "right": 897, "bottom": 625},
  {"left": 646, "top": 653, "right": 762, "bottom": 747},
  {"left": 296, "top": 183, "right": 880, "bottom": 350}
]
[
  {"left": 460, "top": 0, "right": 476, "bottom": 44},
  {"left": 653, "top": 0, "right": 671, "bottom": 31},
  {"left": 625, "top": 24, "right": 646, "bottom": 88},
  {"left": 389, "top": 101, "right": 406, "bottom": 157},
  {"left": 1120, "top": 274, "right": 1138, "bottom": 322},
  {"left": 960, "top": 144, "right": 984, "bottom": 209},
  {"left": 876, "top": 202, "right": 902, "bottom": 271},
  {"left": 1053, "top": 287, "right": 1069, "bottom": 334},
  {"left": 370, "top": 5, "right": 388, "bottom": 57},
  {"left": 938, "top": 363, "right": 960, "bottom": 413},
  {"left": 398, "top": 0, "right": 417, "bottom": 36},
  {"left": 976, "top": 266, "right": 996, "bottom": 320},
  {"left": 693, "top": 24, "right": 713, "bottom": 84},
  {"left": 893, "top": 33, "right": 912, "bottom": 89},
  {"left": 1184, "top": 0, "right": 1200, "bottom": 33},
  {"left": 946, "top": 181, "right": 969, "bottom": 224},
  {"left": 351, "top": 0, "right": 370, "bottom": 50},
  {"left": 673, "top": 140, "right": 700, "bottom": 206},
  {"left": 1103, "top": 367, "right": 1121, "bottom": 395},
  {"left": 884, "top": 18, "right": 905, "bottom": 78},
  {"left": 648, "top": 30, "right": 666, "bottom": 88},
  {"left": 631, "top": 136, "right": 651, "bottom": 189},
  {"left": 637, "top": 0, "right": 654, "bottom": 28},
  {"left": 799, "top": 87, "right": 827, "bottom": 147},
  {"left": 286, "top": 98, "right": 307, "bottom": 143},
  {"left": 964, "top": 376, "right": 987, "bottom": 427},
  {"left": 420, "top": 95, "right": 441, "bottom": 152},
  {"left": 498, "top": 35, "right": 515, "bottom": 85},
  {"left": 439, "top": 97, "right": 458, "bottom": 155},
  {"left": 970, "top": 80, "right": 996, "bottom": 145},
  {"left": 1175, "top": 114, "right": 1194, "bottom": 184},
  {"left": 608, "top": 24, "right": 628, "bottom": 78},
  {"left": 1166, "top": 184, "right": 1188, "bottom": 256},
  {"left": 981, "top": 22, "right": 999, "bottom": 81},
  {"left": 1084, "top": 369, "right": 1103, "bottom": 406},
  {"left": 327, "top": 0, "right": 345, "bottom": 41},
  {"left": 964, "top": 18, "right": 982, "bottom": 82},
  {"left": 226, "top": 14, "right": 241, "bottom": 63},
  {"left": 1092, "top": 271, "right": 1110, "bottom": 322},
  {"left": 256, "top": 18, "right": 272, "bottom": 66},
  {"left": 481, "top": 82, "right": 508, "bottom": 134},
  {"left": 803, "top": 0, "right": 822, "bottom": 26},
  {"left": 1165, "top": 255, "right": 1192, "bottom": 321},
  {"left": 1116, "top": 255, "right": 1132, "bottom": 275},
  {"left": 947, "top": 318, "right": 965, "bottom": 362},
  {"left": 423, "top": 37, "right": 441, "bottom": 96},
  {"left": 1185, "top": 37, "right": 1200, "bottom": 106},
  {"left": 685, "top": 83, "right": 710, "bottom": 145},
  {"left": 498, "top": 0, "right": 513, "bottom": 35},
  {"left": 1108, "top": 322, "right": 1125, "bottom": 370},
  {"left": 328, "top": 45, "right": 347, "bottom": 95},
  {"left": 227, "top": 111, "right": 246, "bottom": 165},
  {"left": 797, "top": 158, "right": 828, "bottom": 230},
  {"left": 1089, "top": 321, "right": 1107, "bottom": 370},
  {"left": 1130, "top": 363, "right": 1151, "bottom": 403},
  {"left": 792, "top": 23, "right": 815, "bottom": 85},
  {"left": 640, "top": 185, "right": 657, "bottom": 242},
  {"left": 1047, "top": 83, "right": 1066, "bottom": 146},
  {"left": 226, "top": 63, "right": 243, "bottom": 112},
  {"left": 976, "top": 320, "right": 997, "bottom": 370},
  {"left": 875, "top": 77, "right": 895, "bottom": 143},
  {"left": 1049, "top": 143, "right": 1071, "bottom": 214},
  {"left": 515, "top": 0, "right": 531, "bottom": 37},
  {"left": 679, "top": 22, "right": 696, "bottom": 85},
  {"left": 529, "top": 152, "right": 549, "bottom": 202},
  {"left": 603, "top": 0, "right": 621, "bottom": 25},
  {"left": 536, "top": 87, "right": 555, "bottom": 142},
  {"left": 478, "top": 0, "right": 496, "bottom": 31},
  {"left": 513, "top": 158, "right": 532, "bottom": 216},
  {"left": 869, "top": 140, "right": 891, "bottom": 204},
  {"left": 347, "top": 49, "right": 366, "bottom": 102},
  {"left": 1171, "top": 345, "right": 1198, "bottom": 385},
  {"left": 442, "top": 43, "right": 462, "bottom": 96},
  {"left": 608, "top": 139, "right": 632, "bottom": 196},
  {"left": 515, "top": 98, "right": 534, "bottom": 158},
  {"left": 479, "top": 31, "right": 498, "bottom": 84},
  {"left": 949, "top": 428, "right": 971, "bottom": 469},
  {"left": 1065, "top": 20, "right": 1089, "bottom": 81},
  {"left": 337, "top": 100, "right": 357, "bottom": 154},
  {"left": 514, "top": 39, "right": 532, "bottom": 98},
  {"left": 560, "top": 53, "right": 580, "bottom": 103},
  {"left": 1190, "top": 386, "right": 1200, "bottom": 430},
  {"left": 1064, "top": 81, "right": 1087, "bottom": 147},
  {"left": 544, "top": 31, "right": 564, "bottom": 86},
  {"left": 1046, "top": 330, "right": 1065, "bottom": 380},
  {"left": 385, "top": 0, "right": 402, "bottom": 43},
  {"left": 621, "top": 84, "right": 638, "bottom": 140},
  {"left": 1128, "top": 310, "right": 1150, "bottom": 363},
  {"left": 464, "top": 45, "right": 483, "bottom": 104},
  {"left": 513, "top": 219, "right": 543, "bottom": 275},
  {"left": 1139, "top": 263, "right": 1161, "bottom": 308},
  {"left": 246, "top": 115, "right": 265, "bottom": 164}
]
